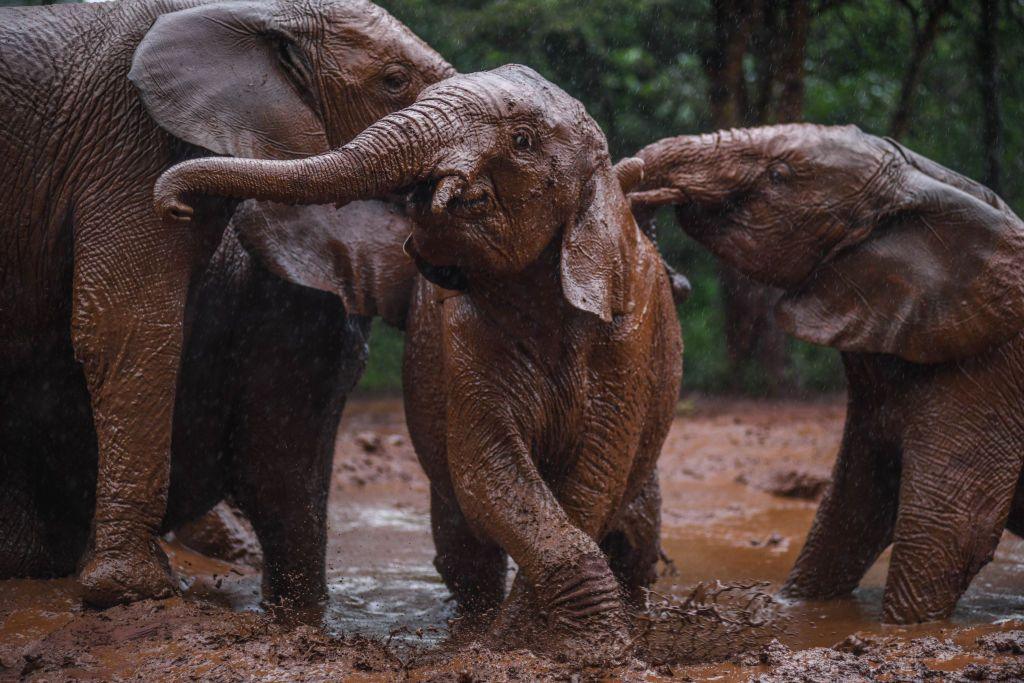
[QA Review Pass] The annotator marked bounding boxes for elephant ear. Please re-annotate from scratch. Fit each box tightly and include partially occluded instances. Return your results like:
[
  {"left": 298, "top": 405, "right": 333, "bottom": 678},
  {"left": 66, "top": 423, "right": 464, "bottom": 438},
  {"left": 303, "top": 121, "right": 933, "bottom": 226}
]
[
  {"left": 130, "top": 2, "right": 329, "bottom": 159},
  {"left": 231, "top": 200, "right": 417, "bottom": 329},
  {"left": 561, "top": 169, "right": 637, "bottom": 323},
  {"left": 776, "top": 169, "right": 1024, "bottom": 363}
]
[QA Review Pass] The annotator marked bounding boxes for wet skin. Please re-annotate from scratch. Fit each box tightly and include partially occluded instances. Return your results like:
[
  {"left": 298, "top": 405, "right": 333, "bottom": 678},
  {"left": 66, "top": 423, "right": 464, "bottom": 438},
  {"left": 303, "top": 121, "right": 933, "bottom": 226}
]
[
  {"left": 629, "top": 123, "right": 1024, "bottom": 624},
  {"left": 0, "top": 0, "right": 450, "bottom": 607},
  {"left": 154, "top": 65, "right": 684, "bottom": 661}
]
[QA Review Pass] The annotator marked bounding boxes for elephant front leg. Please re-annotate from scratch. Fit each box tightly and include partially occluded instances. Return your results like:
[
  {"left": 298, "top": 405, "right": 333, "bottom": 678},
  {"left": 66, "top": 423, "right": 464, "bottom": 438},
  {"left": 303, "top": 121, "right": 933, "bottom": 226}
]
[
  {"left": 73, "top": 211, "right": 201, "bottom": 607},
  {"left": 447, "top": 424, "right": 628, "bottom": 661},
  {"left": 882, "top": 427, "right": 1023, "bottom": 623},
  {"left": 782, "top": 403, "right": 900, "bottom": 600}
]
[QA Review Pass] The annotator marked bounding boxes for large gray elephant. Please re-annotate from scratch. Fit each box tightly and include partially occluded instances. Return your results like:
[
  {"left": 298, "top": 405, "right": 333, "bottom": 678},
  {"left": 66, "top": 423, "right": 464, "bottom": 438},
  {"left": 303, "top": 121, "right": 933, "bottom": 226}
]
[
  {"left": 629, "top": 123, "right": 1024, "bottom": 624},
  {"left": 0, "top": 0, "right": 449, "bottom": 608}
]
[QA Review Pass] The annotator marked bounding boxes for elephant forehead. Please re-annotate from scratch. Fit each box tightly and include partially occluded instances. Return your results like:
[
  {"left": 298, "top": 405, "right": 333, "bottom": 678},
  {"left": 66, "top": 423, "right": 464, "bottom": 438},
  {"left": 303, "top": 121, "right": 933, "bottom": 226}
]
[
  {"left": 759, "top": 124, "right": 882, "bottom": 165},
  {"left": 424, "top": 67, "right": 589, "bottom": 130}
]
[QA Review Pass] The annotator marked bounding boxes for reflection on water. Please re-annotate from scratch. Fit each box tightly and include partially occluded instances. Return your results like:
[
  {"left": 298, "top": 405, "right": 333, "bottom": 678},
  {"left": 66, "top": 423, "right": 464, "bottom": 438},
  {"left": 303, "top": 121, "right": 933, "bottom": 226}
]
[{"left": 324, "top": 489, "right": 452, "bottom": 640}]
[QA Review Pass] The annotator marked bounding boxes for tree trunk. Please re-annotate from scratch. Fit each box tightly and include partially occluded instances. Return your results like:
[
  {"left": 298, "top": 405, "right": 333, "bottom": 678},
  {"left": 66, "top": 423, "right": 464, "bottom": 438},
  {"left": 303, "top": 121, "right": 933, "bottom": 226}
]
[
  {"left": 703, "top": 0, "right": 805, "bottom": 394},
  {"left": 775, "top": 0, "right": 809, "bottom": 122},
  {"left": 889, "top": 0, "right": 952, "bottom": 139},
  {"left": 976, "top": 0, "right": 1002, "bottom": 192},
  {"left": 705, "top": 0, "right": 757, "bottom": 128}
]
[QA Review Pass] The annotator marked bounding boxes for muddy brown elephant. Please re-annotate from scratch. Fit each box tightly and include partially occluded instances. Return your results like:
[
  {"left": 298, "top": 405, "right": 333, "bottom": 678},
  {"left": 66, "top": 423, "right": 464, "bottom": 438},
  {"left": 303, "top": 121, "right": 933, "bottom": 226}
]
[
  {"left": 154, "top": 65, "right": 683, "bottom": 660},
  {"left": 168, "top": 198, "right": 417, "bottom": 607},
  {"left": 0, "top": 0, "right": 450, "bottom": 607},
  {"left": 629, "top": 123, "right": 1024, "bottom": 624}
]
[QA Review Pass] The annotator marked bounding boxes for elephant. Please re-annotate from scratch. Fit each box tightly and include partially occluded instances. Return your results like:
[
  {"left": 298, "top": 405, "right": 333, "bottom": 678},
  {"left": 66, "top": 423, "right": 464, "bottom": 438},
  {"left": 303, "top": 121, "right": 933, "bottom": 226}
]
[
  {"left": 0, "top": 0, "right": 450, "bottom": 607},
  {"left": 628, "top": 123, "right": 1024, "bottom": 624},
  {"left": 153, "top": 65, "right": 684, "bottom": 660},
  {"left": 167, "top": 198, "right": 417, "bottom": 607}
]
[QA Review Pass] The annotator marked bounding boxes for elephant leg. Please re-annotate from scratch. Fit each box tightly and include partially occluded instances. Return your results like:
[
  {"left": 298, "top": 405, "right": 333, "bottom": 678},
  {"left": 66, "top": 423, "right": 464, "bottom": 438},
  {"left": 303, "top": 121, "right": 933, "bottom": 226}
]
[
  {"left": 882, "top": 433, "right": 1023, "bottom": 623},
  {"left": 430, "top": 487, "right": 508, "bottom": 613},
  {"left": 601, "top": 471, "right": 661, "bottom": 606},
  {"left": 0, "top": 454, "right": 49, "bottom": 577},
  {"left": 71, "top": 205, "right": 212, "bottom": 607},
  {"left": 231, "top": 269, "right": 362, "bottom": 607},
  {"left": 782, "top": 402, "right": 900, "bottom": 600},
  {"left": 0, "top": 358, "right": 95, "bottom": 578}
]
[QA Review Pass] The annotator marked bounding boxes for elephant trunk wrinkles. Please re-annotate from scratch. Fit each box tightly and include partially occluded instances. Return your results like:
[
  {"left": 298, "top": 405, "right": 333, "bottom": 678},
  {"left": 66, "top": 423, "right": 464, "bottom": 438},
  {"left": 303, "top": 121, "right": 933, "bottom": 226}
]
[
  {"left": 154, "top": 102, "right": 456, "bottom": 212},
  {"left": 631, "top": 135, "right": 723, "bottom": 207}
]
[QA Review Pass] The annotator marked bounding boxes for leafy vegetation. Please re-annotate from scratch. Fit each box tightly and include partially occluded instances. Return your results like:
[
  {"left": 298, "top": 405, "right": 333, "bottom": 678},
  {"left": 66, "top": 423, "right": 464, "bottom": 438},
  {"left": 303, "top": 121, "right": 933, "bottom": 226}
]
[{"left": 358, "top": 0, "right": 1023, "bottom": 394}]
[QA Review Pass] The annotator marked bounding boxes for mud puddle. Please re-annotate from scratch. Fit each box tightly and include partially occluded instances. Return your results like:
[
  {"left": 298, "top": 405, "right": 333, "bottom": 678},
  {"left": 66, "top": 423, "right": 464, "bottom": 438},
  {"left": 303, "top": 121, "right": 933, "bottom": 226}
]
[{"left": 3, "top": 397, "right": 1024, "bottom": 680}]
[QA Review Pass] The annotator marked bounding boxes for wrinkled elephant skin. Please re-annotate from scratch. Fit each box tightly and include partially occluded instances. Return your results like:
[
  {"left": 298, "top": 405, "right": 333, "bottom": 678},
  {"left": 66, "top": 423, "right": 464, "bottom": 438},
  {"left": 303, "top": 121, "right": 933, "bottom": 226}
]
[
  {"left": 154, "top": 66, "right": 684, "bottom": 662},
  {"left": 0, "top": 0, "right": 449, "bottom": 608},
  {"left": 630, "top": 124, "right": 1024, "bottom": 624}
]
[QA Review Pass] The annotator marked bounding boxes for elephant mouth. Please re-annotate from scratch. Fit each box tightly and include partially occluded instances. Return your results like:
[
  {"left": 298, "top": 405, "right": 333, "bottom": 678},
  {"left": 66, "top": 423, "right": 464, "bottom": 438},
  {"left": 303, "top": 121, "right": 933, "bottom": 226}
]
[{"left": 409, "top": 177, "right": 495, "bottom": 221}]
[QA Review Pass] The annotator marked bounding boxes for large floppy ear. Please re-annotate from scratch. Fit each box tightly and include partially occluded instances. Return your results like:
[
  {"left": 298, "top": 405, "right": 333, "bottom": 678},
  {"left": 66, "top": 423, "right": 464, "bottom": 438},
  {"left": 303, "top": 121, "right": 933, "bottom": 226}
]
[
  {"left": 561, "top": 168, "right": 637, "bottom": 323},
  {"left": 130, "top": 2, "right": 329, "bottom": 159},
  {"left": 231, "top": 200, "right": 418, "bottom": 329},
  {"left": 776, "top": 167, "right": 1024, "bottom": 363}
]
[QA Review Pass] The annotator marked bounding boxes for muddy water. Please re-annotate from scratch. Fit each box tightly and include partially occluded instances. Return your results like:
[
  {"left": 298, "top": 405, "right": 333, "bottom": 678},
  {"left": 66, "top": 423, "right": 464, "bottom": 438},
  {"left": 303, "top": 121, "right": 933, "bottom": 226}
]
[
  {"left": 3, "top": 398, "right": 1024, "bottom": 680},
  {"left": 319, "top": 398, "right": 1024, "bottom": 651}
]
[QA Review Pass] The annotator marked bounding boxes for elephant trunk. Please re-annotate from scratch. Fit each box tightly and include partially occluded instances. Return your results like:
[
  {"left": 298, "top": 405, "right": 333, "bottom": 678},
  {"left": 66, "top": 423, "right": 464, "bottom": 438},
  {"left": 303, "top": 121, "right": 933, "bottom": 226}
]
[
  {"left": 154, "top": 101, "right": 457, "bottom": 219},
  {"left": 629, "top": 133, "right": 741, "bottom": 210}
]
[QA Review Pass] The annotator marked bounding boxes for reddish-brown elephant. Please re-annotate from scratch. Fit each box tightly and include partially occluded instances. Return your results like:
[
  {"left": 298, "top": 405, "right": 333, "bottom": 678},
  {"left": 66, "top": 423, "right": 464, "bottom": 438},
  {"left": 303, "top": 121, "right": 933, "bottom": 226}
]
[
  {"left": 154, "top": 65, "right": 683, "bottom": 660},
  {"left": 629, "top": 123, "right": 1024, "bottom": 624},
  {"left": 0, "top": 0, "right": 450, "bottom": 608}
]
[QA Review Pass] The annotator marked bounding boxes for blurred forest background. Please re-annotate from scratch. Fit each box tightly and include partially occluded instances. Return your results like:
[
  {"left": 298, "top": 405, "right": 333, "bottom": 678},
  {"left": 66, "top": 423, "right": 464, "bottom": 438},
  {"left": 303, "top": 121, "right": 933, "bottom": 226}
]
[
  {"left": 14, "top": 0, "right": 1024, "bottom": 395},
  {"left": 361, "top": 0, "right": 1024, "bottom": 396}
]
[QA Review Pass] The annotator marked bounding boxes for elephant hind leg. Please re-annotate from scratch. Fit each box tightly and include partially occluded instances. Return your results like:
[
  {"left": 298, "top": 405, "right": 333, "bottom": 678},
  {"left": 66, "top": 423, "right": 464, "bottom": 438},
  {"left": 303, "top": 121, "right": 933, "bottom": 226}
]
[
  {"left": 782, "top": 415, "right": 900, "bottom": 600},
  {"left": 430, "top": 488, "right": 508, "bottom": 614},
  {"left": 0, "top": 473, "right": 52, "bottom": 577},
  {"left": 883, "top": 438, "right": 1023, "bottom": 624},
  {"left": 601, "top": 472, "right": 661, "bottom": 606}
]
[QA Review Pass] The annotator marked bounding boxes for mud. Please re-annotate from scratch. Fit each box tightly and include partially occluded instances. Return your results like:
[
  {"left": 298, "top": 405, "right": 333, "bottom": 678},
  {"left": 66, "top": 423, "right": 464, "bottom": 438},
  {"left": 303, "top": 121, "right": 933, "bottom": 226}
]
[{"left": 3, "top": 397, "right": 1024, "bottom": 680}]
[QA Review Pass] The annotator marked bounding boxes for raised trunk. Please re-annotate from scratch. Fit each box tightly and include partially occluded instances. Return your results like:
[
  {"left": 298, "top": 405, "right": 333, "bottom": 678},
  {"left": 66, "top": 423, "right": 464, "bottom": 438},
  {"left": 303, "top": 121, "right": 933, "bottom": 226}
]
[{"left": 155, "top": 103, "right": 454, "bottom": 213}]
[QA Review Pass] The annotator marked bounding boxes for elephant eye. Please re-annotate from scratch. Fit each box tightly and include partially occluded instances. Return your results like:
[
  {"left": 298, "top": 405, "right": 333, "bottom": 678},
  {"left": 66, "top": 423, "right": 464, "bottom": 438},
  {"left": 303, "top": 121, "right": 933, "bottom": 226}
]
[
  {"left": 512, "top": 129, "right": 533, "bottom": 151},
  {"left": 381, "top": 65, "right": 412, "bottom": 95},
  {"left": 767, "top": 161, "right": 793, "bottom": 184}
]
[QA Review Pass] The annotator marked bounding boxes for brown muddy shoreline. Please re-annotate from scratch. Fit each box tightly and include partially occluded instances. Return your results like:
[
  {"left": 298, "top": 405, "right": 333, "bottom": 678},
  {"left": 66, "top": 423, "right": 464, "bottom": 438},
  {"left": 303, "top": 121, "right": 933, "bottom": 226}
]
[{"left": 2, "top": 397, "right": 1023, "bottom": 681}]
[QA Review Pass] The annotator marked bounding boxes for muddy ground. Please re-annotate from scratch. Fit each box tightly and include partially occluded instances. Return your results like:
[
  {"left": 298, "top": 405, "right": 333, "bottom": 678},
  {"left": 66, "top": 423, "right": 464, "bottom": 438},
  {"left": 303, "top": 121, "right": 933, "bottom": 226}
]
[{"left": 3, "top": 397, "right": 1024, "bottom": 681}]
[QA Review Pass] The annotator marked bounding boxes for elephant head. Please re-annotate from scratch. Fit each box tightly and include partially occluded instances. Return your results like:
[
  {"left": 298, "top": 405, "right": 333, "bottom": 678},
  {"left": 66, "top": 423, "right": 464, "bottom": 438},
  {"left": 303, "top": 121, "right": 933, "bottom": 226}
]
[
  {"left": 630, "top": 124, "right": 1024, "bottom": 363},
  {"left": 130, "top": 0, "right": 454, "bottom": 159},
  {"left": 153, "top": 65, "right": 636, "bottom": 323}
]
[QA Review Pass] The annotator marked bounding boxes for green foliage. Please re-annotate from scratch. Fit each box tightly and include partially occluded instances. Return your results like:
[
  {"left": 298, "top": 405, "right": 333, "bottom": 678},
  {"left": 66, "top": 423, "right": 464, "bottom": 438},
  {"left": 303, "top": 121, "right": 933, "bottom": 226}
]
[
  {"left": 354, "top": 0, "right": 1023, "bottom": 396},
  {"left": 357, "top": 319, "right": 406, "bottom": 393}
]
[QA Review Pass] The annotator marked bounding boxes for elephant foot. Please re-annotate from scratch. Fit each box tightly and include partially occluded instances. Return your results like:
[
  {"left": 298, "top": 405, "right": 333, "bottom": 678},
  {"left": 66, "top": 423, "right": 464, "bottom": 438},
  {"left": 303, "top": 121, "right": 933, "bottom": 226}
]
[
  {"left": 79, "top": 537, "right": 177, "bottom": 608},
  {"left": 488, "top": 557, "right": 631, "bottom": 665}
]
